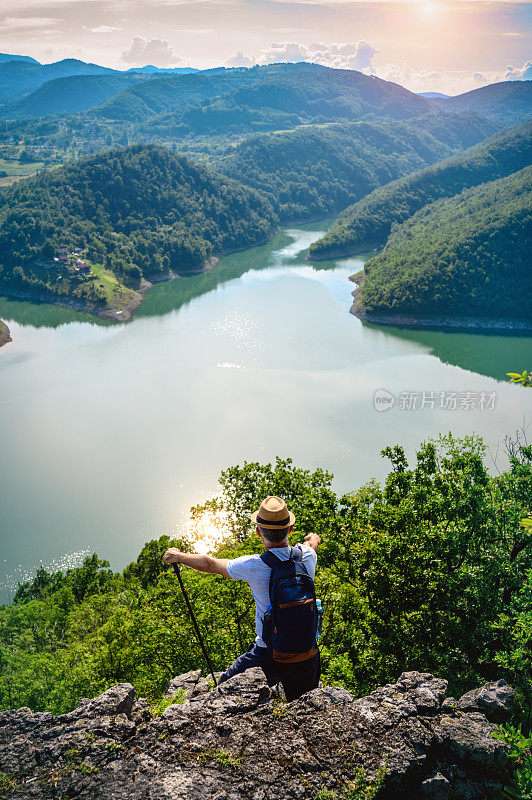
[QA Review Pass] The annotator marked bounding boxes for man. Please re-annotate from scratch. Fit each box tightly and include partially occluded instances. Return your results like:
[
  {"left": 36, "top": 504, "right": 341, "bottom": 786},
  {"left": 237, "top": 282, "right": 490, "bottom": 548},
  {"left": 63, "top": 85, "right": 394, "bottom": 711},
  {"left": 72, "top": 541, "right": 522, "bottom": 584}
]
[{"left": 163, "top": 496, "right": 321, "bottom": 701}]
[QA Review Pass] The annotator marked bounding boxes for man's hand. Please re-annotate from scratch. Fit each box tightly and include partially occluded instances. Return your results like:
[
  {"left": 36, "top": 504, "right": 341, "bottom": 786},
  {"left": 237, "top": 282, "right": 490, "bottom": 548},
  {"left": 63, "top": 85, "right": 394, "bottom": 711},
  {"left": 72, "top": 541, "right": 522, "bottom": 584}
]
[
  {"left": 163, "top": 548, "right": 181, "bottom": 564},
  {"left": 162, "top": 548, "right": 229, "bottom": 577},
  {"left": 304, "top": 533, "right": 321, "bottom": 552}
]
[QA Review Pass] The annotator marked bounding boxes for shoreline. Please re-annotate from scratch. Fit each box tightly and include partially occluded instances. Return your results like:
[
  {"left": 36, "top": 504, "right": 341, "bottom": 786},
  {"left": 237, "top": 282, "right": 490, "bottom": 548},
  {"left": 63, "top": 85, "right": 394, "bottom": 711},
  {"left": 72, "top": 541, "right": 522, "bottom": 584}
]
[
  {"left": 349, "top": 274, "right": 532, "bottom": 335},
  {"left": 0, "top": 319, "right": 11, "bottom": 348},
  {"left": 309, "top": 240, "right": 381, "bottom": 261},
  {"left": 0, "top": 229, "right": 281, "bottom": 325},
  {"left": 0, "top": 285, "right": 145, "bottom": 323}
]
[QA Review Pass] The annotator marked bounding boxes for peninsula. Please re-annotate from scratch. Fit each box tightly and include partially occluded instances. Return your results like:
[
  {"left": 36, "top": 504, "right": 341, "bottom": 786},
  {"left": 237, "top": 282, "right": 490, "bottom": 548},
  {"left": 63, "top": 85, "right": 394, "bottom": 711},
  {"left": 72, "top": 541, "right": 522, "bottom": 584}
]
[{"left": 0, "top": 144, "right": 278, "bottom": 320}]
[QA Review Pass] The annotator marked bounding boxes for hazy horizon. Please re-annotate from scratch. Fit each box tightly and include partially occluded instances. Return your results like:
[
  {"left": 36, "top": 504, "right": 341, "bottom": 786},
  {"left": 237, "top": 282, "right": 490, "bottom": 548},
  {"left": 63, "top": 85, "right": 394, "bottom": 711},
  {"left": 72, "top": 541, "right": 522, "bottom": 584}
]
[{"left": 1, "top": 0, "right": 531, "bottom": 96}]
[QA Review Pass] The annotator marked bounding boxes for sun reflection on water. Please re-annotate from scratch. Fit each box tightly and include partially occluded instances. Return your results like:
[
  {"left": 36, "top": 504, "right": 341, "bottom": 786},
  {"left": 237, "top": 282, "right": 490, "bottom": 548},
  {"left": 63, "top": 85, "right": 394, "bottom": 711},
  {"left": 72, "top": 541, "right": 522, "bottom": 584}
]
[{"left": 187, "top": 508, "right": 230, "bottom": 555}]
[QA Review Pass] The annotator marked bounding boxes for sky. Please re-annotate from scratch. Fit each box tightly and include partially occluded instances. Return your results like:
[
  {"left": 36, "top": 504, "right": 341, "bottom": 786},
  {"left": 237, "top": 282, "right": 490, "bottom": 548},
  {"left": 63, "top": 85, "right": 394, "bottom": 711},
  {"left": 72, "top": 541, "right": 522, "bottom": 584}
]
[{"left": 1, "top": 0, "right": 531, "bottom": 95}]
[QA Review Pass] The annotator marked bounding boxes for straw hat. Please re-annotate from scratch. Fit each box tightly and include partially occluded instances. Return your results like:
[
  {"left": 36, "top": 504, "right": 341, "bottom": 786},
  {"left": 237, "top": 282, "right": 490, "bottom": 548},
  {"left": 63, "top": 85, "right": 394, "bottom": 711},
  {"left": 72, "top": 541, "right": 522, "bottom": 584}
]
[{"left": 250, "top": 496, "right": 295, "bottom": 529}]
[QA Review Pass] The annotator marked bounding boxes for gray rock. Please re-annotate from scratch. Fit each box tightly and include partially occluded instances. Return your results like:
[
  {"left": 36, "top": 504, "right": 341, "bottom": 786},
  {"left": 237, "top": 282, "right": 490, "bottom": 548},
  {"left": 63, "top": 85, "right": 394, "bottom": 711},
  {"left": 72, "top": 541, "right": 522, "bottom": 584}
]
[
  {"left": 57, "top": 682, "right": 136, "bottom": 722},
  {"left": 456, "top": 679, "right": 515, "bottom": 722},
  {"left": 421, "top": 771, "right": 451, "bottom": 799},
  {"left": 165, "top": 669, "right": 201, "bottom": 700},
  {"left": 441, "top": 697, "right": 457, "bottom": 714},
  {"left": 0, "top": 671, "right": 514, "bottom": 800}
]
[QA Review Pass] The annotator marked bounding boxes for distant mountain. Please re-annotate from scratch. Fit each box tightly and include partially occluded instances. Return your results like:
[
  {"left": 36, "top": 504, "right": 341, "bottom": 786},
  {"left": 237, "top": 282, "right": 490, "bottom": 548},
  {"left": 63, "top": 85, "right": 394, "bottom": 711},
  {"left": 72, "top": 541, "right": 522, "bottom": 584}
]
[
  {"left": 0, "top": 58, "right": 119, "bottom": 106},
  {"left": 0, "top": 74, "right": 150, "bottom": 119},
  {"left": 92, "top": 68, "right": 260, "bottom": 121},
  {"left": 0, "top": 53, "right": 39, "bottom": 65},
  {"left": 125, "top": 65, "right": 198, "bottom": 75},
  {"left": 430, "top": 81, "right": 532, "bottom": 124},
  {"left": 0, "top": 145, "right": 278, "bottom": 313},
  {"left": 310, "top": 120, "right": 532, "bottom": 258},
  {"left": 92, "top": 62, "right": 432, "bottom": 125},
  {"left": 418, "top": 92, "right": 450, "bottom": 99},
  {"left": 353, "top": 166, "right": 532, "bottom": 327},
  {"left": 213, "top": 112, "right": 498, "bottom": 223}
]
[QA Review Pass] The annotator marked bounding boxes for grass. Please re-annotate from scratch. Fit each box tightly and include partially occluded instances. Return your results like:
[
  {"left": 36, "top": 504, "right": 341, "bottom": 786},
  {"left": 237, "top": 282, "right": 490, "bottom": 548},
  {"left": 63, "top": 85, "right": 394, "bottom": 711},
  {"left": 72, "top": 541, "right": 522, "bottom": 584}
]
[
  {"left": 0, "top": 158, "right": 44, "bottom": 187},
  {"left": 272, "top": 699, "right": 288, "bottom": 717},
  {"left": 0, "top": 772, "right": 20, "bottom": 798},
  {"left": 315, "top": 761, "right": 387, "bottom": 800},
  {"left": 17, "top": 258, "right": 141, "bottom": 317},
  {"left": 150, "top": 687, "right": 186, "bottom": 717},
  {"left": 197, "top": 747, "right": 243, "bottom": 770},
  {"left": 82, "top": 261, "right": 141, "bottom": 315},
  {"left": 104, "top": 741, "right": 123, "bottom": 753},
  {"left": 76, "top": 763, "right": 99, "bottom": 776}
]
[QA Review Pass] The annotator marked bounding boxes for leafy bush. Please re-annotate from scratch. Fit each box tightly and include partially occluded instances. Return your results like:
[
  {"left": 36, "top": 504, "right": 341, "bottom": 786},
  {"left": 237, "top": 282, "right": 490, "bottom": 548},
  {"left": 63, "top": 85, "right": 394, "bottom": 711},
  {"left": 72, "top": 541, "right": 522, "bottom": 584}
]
[{"left": 0, "top": 435, "right": 530, "bottom": 727}]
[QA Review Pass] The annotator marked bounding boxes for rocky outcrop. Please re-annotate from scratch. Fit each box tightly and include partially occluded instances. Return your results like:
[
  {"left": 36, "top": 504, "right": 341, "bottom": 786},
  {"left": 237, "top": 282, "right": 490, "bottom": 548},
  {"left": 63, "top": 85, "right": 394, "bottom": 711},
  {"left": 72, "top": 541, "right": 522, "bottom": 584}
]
[
  {"left": 0, "top": 670, "right": 514, "bottom": 799},
  {"left": 0, "top": 320, "right": 11, "bottom": 348}
]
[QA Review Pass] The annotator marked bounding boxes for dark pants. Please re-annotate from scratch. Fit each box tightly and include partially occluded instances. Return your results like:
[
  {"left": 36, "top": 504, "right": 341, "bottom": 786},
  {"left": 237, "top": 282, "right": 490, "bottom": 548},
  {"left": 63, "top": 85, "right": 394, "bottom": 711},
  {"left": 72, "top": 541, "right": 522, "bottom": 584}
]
[{"left": 219, "top": 644, "right": 321, "bottom": 702}]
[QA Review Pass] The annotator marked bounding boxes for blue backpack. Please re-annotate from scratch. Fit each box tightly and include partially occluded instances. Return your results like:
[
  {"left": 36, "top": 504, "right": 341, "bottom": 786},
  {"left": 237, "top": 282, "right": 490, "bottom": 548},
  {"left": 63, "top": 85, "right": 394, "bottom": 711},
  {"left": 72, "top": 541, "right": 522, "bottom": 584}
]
[{"left": 260, "top": 545, "right": 318, "bottom": 663}]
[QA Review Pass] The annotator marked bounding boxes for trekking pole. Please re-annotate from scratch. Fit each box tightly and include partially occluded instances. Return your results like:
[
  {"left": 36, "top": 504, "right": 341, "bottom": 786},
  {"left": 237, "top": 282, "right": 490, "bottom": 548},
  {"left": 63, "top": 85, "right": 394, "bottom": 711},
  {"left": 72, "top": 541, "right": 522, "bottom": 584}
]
[{"left": 171, "top": 563, "right": 218, "bottom": 687}]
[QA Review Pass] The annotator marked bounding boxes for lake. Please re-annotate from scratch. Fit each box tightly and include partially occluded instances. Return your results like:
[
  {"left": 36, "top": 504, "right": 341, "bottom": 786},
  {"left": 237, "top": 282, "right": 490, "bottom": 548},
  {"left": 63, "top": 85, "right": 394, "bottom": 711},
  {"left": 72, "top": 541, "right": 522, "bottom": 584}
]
[{"left": 0, "top": 220, "right": 530, "bottom": 601}]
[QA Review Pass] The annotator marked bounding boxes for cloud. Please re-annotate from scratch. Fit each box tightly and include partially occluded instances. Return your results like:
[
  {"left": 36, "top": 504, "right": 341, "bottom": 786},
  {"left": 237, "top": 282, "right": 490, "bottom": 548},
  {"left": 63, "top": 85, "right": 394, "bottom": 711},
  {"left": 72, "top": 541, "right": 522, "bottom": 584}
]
[
  {"left": 121, "top": 36, "right": 181, "bottom": 67},
  {"left": 90, "top": 25, "right": 120, "bottom": 34},
  {"left": 1, "top": 15, "right": 56, "bottom": 31},
  {"left": 226, "top": 50, "right": 256, "bottom": 68},
  {"left": 225, "top": 39, "right": 379, "bottom": 72},
  {"left": 505, "top": 60, "right": 532, "bottom": 80}
]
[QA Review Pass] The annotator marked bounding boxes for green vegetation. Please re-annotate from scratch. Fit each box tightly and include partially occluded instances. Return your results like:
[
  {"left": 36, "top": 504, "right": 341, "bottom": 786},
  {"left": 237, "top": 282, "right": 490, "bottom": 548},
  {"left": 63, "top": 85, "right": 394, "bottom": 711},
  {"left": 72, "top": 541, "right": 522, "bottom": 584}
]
[
  {"left": 508, "top": 370, "right": 532, "bottom": 389},
  {"left": 0, "top": 144, "right": 277, "bottom": 311},
  {"left": 150, "top": 688, "right": 186, "bottom": 717},
  {"left": 0, "top": 772, "right": 20, "bottom": 798},
  {"left": 213, "top": 114, "right": 498, "bottom": 223},
  {"left": 0, "top": 157, "right": 44, "bottom": 187},
  {"left": 493, "top": 724, "right": 532, "bottom": 798},
  {"left": 1, "top": 434, "right": 531, "bottom": 748},
  {"left": 197, "top": 747, "right": 243, "bottom": 770},
  {"left": 431, "top": 80, "right": 532, "bottom": 125},
  {"left": 356, "top": 167, "right": 531, "bottom": 322},
  {"left": 310, "top": 121, "right": 531, "bottom": 258},
  {"left": 315, "top": 761, "right": 386, "bottom": 800},
  {"left": 95, "top": 62, "right": 431, "bottom": 127},
  {"left": 0, "top": 74, "right": 147, "bottom": 120},
  {"left": 0, "top": 57, "right": 120, "bottom": 106}
]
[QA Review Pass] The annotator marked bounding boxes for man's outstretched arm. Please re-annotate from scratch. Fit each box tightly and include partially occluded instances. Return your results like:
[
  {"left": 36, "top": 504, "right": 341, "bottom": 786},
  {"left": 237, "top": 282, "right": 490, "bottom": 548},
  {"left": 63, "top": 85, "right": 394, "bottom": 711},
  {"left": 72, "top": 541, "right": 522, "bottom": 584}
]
[{"left": 163, "top": 548, "right": 230, "bottom": 577}]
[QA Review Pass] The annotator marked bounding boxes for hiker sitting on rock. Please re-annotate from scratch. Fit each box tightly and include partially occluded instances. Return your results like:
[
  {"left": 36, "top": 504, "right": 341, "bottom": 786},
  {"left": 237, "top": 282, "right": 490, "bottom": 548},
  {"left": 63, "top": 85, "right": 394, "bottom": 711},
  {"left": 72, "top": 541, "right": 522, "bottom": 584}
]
[{"left": 163, "top": 496, "right": 321, "bottom": 701}]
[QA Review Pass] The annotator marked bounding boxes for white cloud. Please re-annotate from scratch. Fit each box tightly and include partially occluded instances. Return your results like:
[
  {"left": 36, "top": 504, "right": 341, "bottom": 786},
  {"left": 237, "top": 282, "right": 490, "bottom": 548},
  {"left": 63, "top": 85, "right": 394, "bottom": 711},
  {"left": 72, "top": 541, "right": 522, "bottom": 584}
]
[
  {"left": 1, "top": 15, "right": 56, "bottom": 30},
  {"left": 505, "top": 60, "right": 532, "bottom": 80},
  {"left": 226, "top": 50, "right": 256, "bottom": 68},
  {"left": 90, "top": 25, "right": 120, "bottom": 34},
  {"left": 121, "top": 36, "right": 181, "bottom": 67},
  {"left": 225, "top": 39, "right": 379, "bottom": 72}
]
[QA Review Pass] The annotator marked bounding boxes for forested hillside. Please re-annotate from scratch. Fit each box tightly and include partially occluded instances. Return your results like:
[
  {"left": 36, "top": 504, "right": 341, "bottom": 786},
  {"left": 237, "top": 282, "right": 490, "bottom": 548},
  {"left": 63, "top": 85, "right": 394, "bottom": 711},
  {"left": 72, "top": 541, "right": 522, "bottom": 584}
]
[
  {"left": 0, "top": 58, "right": 120, "bottom": 106},
  {"left": 0, "top": 74, "right": 148, "bottom": 119},
  {"left": 355, "top": 166, "right": 532, "bottom": 324},
  {"left": 0, "top": 145, "right": 277, "bottom": 311},
  {"left": 310, "top": 120, "right": 531, "bottom": 258},
  {"left": 214, "top": 113, "right": 499, "bottom": 222},
  {"left": 93, "top": 62, "right": 431, "bottom": 126},
  {"left": 1, "top": 437, "right": 530, "bottom": 732},
  {"left": 430, "top": 80, "right": 532, "bottom": 124}
]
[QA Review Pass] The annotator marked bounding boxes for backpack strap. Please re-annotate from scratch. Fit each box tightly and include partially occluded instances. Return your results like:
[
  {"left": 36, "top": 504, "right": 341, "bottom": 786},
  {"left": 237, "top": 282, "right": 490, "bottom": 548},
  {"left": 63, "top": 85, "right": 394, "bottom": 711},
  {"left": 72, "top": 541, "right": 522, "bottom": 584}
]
[
  {"left": 292, "top": 545, "right": 303, "bottom": 562},
  {"left": 260, "top": 550, "right": 282, "bottom": 569}
]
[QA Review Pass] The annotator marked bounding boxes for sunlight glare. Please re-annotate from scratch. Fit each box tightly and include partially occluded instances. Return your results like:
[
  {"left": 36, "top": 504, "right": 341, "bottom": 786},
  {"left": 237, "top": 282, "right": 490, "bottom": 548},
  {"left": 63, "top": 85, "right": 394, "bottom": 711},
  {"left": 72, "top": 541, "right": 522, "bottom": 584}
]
[
  {"left": 420, "top": 1, "right": 439, "bottom": 17},
  {"left": 188, "top": 508, "right": 230, "bottom": 555}
]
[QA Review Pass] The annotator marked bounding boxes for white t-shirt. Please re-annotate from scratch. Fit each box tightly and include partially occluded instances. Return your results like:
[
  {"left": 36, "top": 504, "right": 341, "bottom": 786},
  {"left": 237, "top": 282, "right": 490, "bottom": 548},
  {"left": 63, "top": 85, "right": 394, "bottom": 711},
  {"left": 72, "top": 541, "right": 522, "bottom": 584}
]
[{"left": 226, "top": 544, "right": 318, "bottom": 648}]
